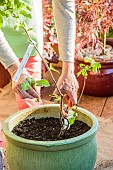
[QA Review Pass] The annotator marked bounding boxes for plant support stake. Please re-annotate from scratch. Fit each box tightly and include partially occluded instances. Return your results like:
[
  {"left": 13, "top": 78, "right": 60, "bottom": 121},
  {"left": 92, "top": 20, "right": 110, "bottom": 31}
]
[{"left": 13, "top": 42, "right": 35, "bottom": 82}]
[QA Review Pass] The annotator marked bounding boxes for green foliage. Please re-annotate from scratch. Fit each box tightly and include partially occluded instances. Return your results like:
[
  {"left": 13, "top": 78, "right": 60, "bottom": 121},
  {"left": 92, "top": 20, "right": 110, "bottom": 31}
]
[
  {"left": 35, "top": 98, "right": 39, "bottom": 102},
  {"left": 0, "top": 14, "right": 3, "bottom": 29},
  {"left": 49, "top": 94, "right": 61, "bottom": 103},
  {"left": 67, "top": 109, "right": 78, "bottom": 125},
  {"left": 0, "top": 0, "right": 6, "bottom": 6},
  {"left": 21, "top": 81, "right": 30, "bottom": 91},
  {"left": 35, "top": 79, "right": 50, "bottom": 87},
  {"left": 50, "top": 63, "right": 60, "bottom": 74},
  {"left": 77, "top": 57, "right": 101, "bottom": 78},
  {"left": 107, "top": 28, "right": 113, "bottom": 38},
  {"left": 21, "top": 78, "right": 50, "bottom": 90},
  {"left": 26, "top": 77, "right": 35, "bottom": 87},
  {"left": 72, "top": 105, "right": 77, "bottom": 110},
  {"left": 27, "top": 27, "right": 33, "bottom": 32},
  {"left": 0, "top": 0, "right": 31, "bottom": 29},
  {"left": 21, "top": 78, "right": 35, "bottom": 91},
  {"left": 68, "top": 117, "right": 75, "bottom": 125}
]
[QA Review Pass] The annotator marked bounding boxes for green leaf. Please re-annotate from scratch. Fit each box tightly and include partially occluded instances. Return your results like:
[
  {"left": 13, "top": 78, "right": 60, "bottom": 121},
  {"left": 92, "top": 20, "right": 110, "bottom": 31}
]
[
  {"left": 0, "top": 0, "right": 5, "bottom": 6},
  {"left": 77, "top": 67, "right": 88, "bottom": 78},
  {"left": 67, "top": 109, "right": 78, "bottom": 125},
  {"left": 81, "top": 69, "right": 88, "bottom": 78},
  {"left": 26, "top": 77, "right": 35, "bottom": 86},
  {"left": 20, "top": 10, "right": 31, "bottom": 18},
  {"left": 68, "top": 109, "right": 76, "bottom": 117},
  {"left": 49, "top": 94, "right": 58, "bottom": 98},
  {"left": 0, "top": 11, "right": 8, "bottom": 17},
  {"left": 14, "top": 25, "right": 18, "bottom": 29},
  {"left": 25, "top": 13, "right": 31, "bottom": 18},
  {"left": 77, "top": 70, "right": 82, "bottom": 77},
  {"left": 92, "top": 62, "right": 101, "bottom": 69},
  {"left": 27, "top": 27, "right": 33, "bottom": 32},
  {"left": 21, "top": 82, "right": 30, "bottom": 91},
  {"left": 49, "top": 94, "right": 61, "bottom": 103},
  {"left": 18, "top": 22, "right": 25, "bottom": 30},
  {"left": 35, "top": 98, "right": 39, "bottom": 102},
  {"left": 13, "top": 14, "right": 19, "bottom": 18},
  {"left": 72, "top": 105, "right": 77, "bottom": 109},
  {"left": 79, "top": 63, "right": 85, "bottom": 67},
  {"left": 68, "top": 117, "right": 76, "bottom": 125},
  {"left": 0, "top": 14, "right": 3, "bottom": 29},
  {"left": 36, "top": 79, "right": 50, "bottom": 87},
  {"left": 50, "top": 63, "right": 60, "bottom": 74},
  {"left": 6, "top": 1, "right": 11, "bottom": 8},
  {"left": 84, "top": 57, "right": 92, "bottom": 63},
  {"left": 54, "top": 98, "right": 61, "bottom": 103},
  {"left": 14, "top": 0, "right": 21, "bottom": 9},
  {"left": 26, "top": 5, "right": 32, "bottom": 11},
  {"left": 54, "top": 96, "right": 61, "bottom": 103}
]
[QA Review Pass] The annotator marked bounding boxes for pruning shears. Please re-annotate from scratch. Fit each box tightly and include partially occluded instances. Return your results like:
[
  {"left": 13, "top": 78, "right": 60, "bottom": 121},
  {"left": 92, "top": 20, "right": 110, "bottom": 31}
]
[{"left": 61, "top": 98, "right": 72, "bottom": 132}]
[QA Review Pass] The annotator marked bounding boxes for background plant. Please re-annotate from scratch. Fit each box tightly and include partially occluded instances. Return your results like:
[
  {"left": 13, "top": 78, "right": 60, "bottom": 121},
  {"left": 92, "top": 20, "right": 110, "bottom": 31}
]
[
  {"left": 42, "top": 0, "right": 59, "bottom": 64},
  {"left": 42, "top": 0, "right": 113, "bottom": 58},
  {"left": 76, "top": 0, "right": 113, "bottom": 55},
  {"left": 0, "top": 0, "right": 32, "bottom": 29}
]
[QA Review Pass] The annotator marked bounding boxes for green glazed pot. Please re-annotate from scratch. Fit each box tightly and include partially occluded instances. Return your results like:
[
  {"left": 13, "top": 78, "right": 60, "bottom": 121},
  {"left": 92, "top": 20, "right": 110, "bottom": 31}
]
[{"left": 3, "top": 104, "right": 98, "bottom": 170}]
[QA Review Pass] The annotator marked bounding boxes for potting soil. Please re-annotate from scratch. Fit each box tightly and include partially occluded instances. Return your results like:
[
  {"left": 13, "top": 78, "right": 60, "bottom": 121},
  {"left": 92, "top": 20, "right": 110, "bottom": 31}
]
[{"left": 12, "top": 117, "right": 90, "bottom": 141}]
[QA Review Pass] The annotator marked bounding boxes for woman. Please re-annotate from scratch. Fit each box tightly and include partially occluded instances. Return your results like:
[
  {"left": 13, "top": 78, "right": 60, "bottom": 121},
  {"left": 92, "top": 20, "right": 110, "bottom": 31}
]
[{"left": 0, "top": 0, "right": 78, "bottom": 109}]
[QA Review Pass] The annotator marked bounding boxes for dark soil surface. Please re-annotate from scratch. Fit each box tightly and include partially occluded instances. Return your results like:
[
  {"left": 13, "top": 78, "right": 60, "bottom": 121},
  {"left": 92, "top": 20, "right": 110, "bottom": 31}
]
[{"left": 12, "top": 117, "right": 91, "bottom": 141}]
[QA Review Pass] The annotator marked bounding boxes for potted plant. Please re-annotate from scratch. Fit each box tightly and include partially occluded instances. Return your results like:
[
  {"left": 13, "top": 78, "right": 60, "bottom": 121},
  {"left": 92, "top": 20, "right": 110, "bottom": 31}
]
[
  {"left": 3, "top": 56, "right": 100, "bottom": 169},
  {"left": 75, "top": 0, "right": 113, "bottom": 97}
]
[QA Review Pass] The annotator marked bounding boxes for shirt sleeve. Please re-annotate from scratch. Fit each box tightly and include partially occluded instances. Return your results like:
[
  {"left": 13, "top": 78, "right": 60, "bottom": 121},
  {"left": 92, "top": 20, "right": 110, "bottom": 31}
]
[
  {"left": 0, "top": 30, "right": 18, "bottom": 69},
  {"left": 52, "top": 0, "right": 75, "bottom": 62}
]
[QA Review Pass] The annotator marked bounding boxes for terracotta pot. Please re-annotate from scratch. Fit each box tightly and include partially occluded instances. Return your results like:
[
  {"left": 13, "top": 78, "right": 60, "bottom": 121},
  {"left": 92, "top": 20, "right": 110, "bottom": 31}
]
[
  {"left": 75, "top": 38, "right": 113, "bottom": 97},
  {"left": 106, "top": 38, "right": 113, "bottom": 47},
  {"left": 0, "top": 63, "right": 11, "bottom": 88}
]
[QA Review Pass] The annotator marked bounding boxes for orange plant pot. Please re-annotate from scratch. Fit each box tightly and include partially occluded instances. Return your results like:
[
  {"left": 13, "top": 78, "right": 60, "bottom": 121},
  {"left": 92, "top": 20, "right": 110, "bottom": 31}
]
[{"left": 0, "top": 63, "right": 11, "bottom": 88}]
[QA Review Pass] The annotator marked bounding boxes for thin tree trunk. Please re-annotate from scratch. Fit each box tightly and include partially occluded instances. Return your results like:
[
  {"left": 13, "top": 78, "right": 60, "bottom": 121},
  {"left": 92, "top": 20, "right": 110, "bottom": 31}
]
[{"left": 102, "top": 29, "right": 106, "bottom": 55}]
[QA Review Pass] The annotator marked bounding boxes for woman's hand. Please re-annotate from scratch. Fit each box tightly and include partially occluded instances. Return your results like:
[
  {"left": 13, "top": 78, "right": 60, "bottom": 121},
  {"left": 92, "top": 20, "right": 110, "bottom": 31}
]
[
  {"left": 53, "top": 62, "right": 79, "bottom": 105},
  {"left": 7, "top": 61, "right": 41, "bottom": 100},
  {"left": 12, "top": 73, "right": 41, "bottom": 99}
]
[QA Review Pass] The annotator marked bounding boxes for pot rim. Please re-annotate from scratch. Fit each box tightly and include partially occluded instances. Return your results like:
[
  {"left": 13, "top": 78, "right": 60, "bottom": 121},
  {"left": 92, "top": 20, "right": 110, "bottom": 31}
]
[{"left": 3, "top": 104, "right": 98, "bottom": 151}]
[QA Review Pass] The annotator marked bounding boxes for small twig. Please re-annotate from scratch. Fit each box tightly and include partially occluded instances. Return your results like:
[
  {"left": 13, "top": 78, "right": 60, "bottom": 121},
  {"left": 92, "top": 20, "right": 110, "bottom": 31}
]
[
  {"left": 100, "top": 97, "right": 108, "bottom": 117},
  {"left": 56, "top": 95, "right": 64, "bottom": 139},
  {"left": 77, "top": 77, "right": 87, "bottom": 107},
  {"left": 60, "top": 95, "right": 64, "bottom": 121}
]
